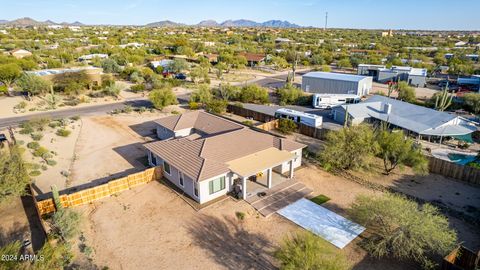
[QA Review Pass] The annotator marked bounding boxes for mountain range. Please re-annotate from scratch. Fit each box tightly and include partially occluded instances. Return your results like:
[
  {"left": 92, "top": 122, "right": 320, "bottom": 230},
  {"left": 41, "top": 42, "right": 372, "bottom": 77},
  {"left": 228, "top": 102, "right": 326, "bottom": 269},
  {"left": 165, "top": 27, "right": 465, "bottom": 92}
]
[{"left": 0, "top": 17, "right": 302, "bottom": 28}]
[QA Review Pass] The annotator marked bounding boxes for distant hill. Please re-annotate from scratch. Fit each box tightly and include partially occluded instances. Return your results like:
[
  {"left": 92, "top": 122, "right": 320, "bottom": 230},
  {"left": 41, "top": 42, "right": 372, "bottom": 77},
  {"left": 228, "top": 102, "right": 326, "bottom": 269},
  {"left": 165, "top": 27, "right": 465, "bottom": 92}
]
[
  {"left": 197, "top": 20, "right": 220, "bottom": 27},
  {"left": 145, "top": 20, "right": 184, "bottom": 27},
  {"left": 0, "top": 17, "right": 85, "bottom": 26}
]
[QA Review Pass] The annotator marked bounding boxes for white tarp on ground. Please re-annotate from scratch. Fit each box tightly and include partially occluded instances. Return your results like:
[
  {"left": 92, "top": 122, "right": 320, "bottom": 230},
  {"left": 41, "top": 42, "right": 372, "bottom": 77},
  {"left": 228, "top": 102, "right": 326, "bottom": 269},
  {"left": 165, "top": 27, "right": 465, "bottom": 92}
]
[{"left": 277, "top": 198, "right": 365, "bottom": 249}]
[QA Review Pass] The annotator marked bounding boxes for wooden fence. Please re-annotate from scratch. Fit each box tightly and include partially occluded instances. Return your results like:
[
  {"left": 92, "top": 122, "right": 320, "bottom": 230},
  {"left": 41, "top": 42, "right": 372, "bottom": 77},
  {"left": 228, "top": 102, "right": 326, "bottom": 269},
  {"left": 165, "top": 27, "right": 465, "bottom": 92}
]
[
  {"left": 227, "top": 104, "right": 275, "bottom": 123},
  {"left": 256, "top": 120, "right": 278, "bottom": 131},
  {"left": 442, "top": 246, "right": 479, "bottom": 270},
  {"left": 36, "top": 167, "right": 162, "bottom": 215},
  {"left": 428, "top": 156, "right": 480, "bottom": 186}
]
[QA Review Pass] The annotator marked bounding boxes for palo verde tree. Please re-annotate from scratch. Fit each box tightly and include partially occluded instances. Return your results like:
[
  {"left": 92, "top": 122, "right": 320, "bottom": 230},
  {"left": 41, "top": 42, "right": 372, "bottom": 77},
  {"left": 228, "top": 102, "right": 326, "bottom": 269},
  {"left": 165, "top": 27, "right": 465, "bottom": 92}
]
[
  {"left": 349, "top": 193, "right": 457, "bottom": 269},
  {"left": 275, "top": 231, "right": 351, "bottom": 270},
  {"left": 16, "top": 73, "right": 52, "bottom": 96},
  {"left": 397, "top": 81, "right": 416, "bottom": 103},
  {"left": 149, "top": 85, "right": 178, "bottom": 110},
  {"left": 318, "top": 124, "right": 378, "bottom": 171},
  {"left": 0, "top": 146, "right": 31, "bottom": 204},
  {"left": 0, "top": 63, "right": 22, "bottom": 95},
  {"left": 376, "top": 128, "right": 429, "bottom": 175},
  {"left": 463, "top": 92, "right": 480, "bottom": 115}
]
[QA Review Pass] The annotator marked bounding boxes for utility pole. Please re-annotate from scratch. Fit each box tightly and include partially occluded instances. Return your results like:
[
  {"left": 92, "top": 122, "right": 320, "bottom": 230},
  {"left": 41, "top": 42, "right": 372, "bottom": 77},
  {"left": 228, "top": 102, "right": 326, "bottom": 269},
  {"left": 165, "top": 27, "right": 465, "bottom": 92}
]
[{"left": 324, "top": 12, "right": 328, "bottom": 31}]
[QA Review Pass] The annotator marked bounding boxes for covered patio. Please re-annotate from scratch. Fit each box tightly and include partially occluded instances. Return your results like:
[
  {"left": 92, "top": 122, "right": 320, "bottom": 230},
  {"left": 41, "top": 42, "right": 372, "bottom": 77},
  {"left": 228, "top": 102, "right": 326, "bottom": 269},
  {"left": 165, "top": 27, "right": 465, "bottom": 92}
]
[{"left": 226, "top": 147, "right": 297, "bottom": 199}]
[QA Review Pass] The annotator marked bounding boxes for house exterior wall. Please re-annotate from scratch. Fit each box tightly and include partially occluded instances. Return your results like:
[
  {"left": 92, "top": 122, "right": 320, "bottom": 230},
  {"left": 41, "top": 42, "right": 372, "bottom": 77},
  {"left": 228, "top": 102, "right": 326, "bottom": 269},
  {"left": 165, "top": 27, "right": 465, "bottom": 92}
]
[
  {"left": 272, "top": 149, "right": 303, "bottom": 174},
  {"left": 174, "top": 128, "right": 193, "bottom": 138},
  {"left": 198, "top": 172, "right": 233, "bottom": 204},
  {"left": 407, "top": 74, "right": 426, "bottom": 87},
  {"left": 377, "top": 70, "right": 398, "bottom": 83}
]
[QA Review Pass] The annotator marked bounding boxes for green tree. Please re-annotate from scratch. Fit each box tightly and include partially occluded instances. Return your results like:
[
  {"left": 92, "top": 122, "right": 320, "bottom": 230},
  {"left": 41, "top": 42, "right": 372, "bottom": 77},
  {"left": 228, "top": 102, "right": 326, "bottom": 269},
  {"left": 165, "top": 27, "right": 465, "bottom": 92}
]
[
  {"left": 377, "top": 129, "right": 429, "bottom": 175},
  {"left": 190, "top": 66, "right": 208, "bottom": 84},
  {"left": 277, "top": 84, "right": 303, "bottom": 105},
  {"left": 0, "top": 146, "right": 31, "bottom": 203},
  {"left": 239, "top": 84, "right": 269, "bottom": 104},
  {"left": 463, "top": 92, "right": 480, "bottom": 114},
  {"left": 275, "top": 231, "right": 351, "bottom": 270},
  {"left": 277, "top": 118, "right": 297, "bottom": 134},
  {"left": 205, "top": 99, "right": 228, "bottom": 114},
  {"left": 190, "top": 84, "right": 213, "bottom": 104},
  {"left": 397, "top": 81, "right": 416, "bottom": 103},
  {"left": 350, "top": 193, "right": 457, "bottom": 269},
  {"left": 168, "top": 58, "right": 189, "bottom": 73},
  {"left": 0, "top": 63, "right": 22, "bottom": 94},
  {"left": 16, "top": 73, "right": 52, "bottom": 96},
  {"left": 270, "top": 56, "right": 289, "bottom": 70},
  {"left": 149, "top": 87, "right": 178, "bottom": 110},
  {"left": 0, "top": 241, "right": 23, "bottom": 269},
  {"left": 218, "top": 83, "right": 240, "bottom": 101},
  {"left": 337, "top": 58, "right": 352, "bottom": 69},
  {"left": 101, "top": 58, "right": 121, "bottom": 73},
  {"left": 319, "top": 125, "right": 378, "bottom": 171}
]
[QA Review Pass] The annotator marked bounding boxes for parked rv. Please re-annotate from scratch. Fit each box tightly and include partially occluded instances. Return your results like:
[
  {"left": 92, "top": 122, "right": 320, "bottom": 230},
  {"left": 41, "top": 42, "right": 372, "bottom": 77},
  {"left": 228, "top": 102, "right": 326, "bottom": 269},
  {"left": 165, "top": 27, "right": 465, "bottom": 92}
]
[
  {"left": 274, "top": 108, "right": 322, "bottom": 127},
  {"left": 312, "top": 94, "right": 361, "bottom": 109}
]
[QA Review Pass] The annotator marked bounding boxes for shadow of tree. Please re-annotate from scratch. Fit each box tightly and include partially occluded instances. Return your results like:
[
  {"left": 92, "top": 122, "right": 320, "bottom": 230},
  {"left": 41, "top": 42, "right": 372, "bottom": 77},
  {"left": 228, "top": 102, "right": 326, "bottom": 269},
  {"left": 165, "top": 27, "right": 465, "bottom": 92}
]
[
  {"left": 186, "top": 215, "right": 277, "bottom": 270},
  {"left": 0, "top": 222, "right": 28, "bottom": 247}
]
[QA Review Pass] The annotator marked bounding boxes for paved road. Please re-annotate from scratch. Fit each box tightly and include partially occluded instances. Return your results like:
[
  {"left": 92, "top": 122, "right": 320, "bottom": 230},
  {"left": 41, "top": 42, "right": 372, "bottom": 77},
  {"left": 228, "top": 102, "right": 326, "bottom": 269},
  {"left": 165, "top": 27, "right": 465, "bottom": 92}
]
[
  {"left": 0, "top": 98, "right": 152, "bottom": 129},
  {"left": 255, "top": 70, "right": 311, "bottom": 89}
]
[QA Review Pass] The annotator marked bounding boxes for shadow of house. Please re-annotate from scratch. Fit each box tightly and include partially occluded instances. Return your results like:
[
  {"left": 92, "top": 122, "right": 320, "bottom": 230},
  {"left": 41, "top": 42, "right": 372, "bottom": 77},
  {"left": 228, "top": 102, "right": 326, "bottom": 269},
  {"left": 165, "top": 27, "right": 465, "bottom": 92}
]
[
  {"left": 129, "top": 121, "right": 158, "bottom": 139},
  {"left": 113, "top": 143, "right": 150, "bottom": 168},
  {"left": 185, "top": 215, "right": 277, "bottom": 270}
]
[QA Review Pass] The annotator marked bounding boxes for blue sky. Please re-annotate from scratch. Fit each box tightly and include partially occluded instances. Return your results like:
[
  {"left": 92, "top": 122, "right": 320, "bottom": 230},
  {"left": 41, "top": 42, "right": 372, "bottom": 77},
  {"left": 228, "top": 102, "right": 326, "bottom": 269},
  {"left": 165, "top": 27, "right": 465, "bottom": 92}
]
[{"left": 1, "top": 0, "right": 479, "bottom": 30}]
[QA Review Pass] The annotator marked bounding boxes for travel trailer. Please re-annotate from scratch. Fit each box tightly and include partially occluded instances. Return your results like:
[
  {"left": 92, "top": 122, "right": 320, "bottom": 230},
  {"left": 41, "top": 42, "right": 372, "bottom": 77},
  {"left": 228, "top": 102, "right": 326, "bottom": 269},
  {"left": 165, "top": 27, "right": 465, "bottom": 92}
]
[
  {"left": 274, "top": 108, "right": 322, "bottom": 127},
  {"left": 312, "top": 94, "right": 361, "bottom": 109}
]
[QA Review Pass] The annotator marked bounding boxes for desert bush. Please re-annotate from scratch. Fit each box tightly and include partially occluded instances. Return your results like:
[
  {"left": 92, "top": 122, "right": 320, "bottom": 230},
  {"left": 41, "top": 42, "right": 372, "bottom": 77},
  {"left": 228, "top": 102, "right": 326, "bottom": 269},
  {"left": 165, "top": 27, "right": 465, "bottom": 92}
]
[
  {"left": 235, "top": 211, "right": 246, "bottom": 220},
  {"left": 30, "top": 132, "right": 43, "bottom": 141},
  {"left": 51, "top": 208, "right": 82, "bottom": 241},
  {"left": 189, "top": 101, "right": 199, "bottom": 110},
  {"left": 29, "top": 170, "right": 41, "bottom": 176},
  {"left": 205, "top": 99, "right": 228, "bottom": 114},
  {"left": 33, "top": 146, "right": 49, "bottom": 157},
  {"left": 70, "top": 115, "right": 80, "bottom": 121},
  {"left": 277, "top": 118, "right": 297, "bottom": 134},
  {"left": 27, "top": 141, "right": 40, "bottom": 149},
  {"left": 56, "top": 129, "right": 71, "bottom": 137}
]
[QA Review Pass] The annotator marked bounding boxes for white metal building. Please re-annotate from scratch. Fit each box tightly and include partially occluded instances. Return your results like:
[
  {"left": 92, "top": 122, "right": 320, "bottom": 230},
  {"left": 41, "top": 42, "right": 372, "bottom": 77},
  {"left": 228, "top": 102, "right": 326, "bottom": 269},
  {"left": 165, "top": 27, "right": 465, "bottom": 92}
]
[{"left": 301, "top": 72, "right": 372, "bottom": 97}]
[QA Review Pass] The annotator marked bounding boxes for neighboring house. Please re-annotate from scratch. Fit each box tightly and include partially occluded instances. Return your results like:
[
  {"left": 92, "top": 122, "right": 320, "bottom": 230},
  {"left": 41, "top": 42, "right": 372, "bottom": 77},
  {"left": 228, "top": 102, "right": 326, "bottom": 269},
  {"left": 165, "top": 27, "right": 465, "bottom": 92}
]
[
  {"left": 239, "top": 52, "right": 266, "bottom": 67},
  {"left": 144, "top": 111, "right": 306, "bottom": 204},
  {"left": 332, "top": 95, "right": 477, "bottom": 142},
  {"left": 26, "top": 66, "right": 103, "bottom": 86},
  {"left": 78, "top": 53, "right": 108, "bottom": 62},
  {"left": 301, "top": 72, "right": 372, "bottom": 96},
  {"left": 357, "top": 64, "right": 427, "bottom": 87},
  {"left": 10, "top": 49, "right": 32, "bottom": 59}
]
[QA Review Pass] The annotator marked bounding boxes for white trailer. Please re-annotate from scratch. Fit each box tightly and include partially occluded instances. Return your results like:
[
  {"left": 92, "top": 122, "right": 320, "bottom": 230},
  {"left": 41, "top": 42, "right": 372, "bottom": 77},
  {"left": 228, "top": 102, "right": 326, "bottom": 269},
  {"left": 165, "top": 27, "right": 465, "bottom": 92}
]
[
  {"left": 274, "top": 108, "right": 322, "bottom": 127},
  {"left": 312, "top": 94, "right": 361, "bottom": 109}
]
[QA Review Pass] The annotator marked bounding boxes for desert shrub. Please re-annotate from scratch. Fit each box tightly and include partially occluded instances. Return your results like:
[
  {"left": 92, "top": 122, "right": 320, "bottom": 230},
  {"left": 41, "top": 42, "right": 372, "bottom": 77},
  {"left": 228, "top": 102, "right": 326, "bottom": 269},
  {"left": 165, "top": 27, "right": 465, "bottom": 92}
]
[
  {"left": 171, "top": 110, "right": 180, "bottom": 115},
  {"left": 29, "top": 170, "right": 41, "bottom": 176},
  {"left": 51, "top": 208, "right": 82, "bottom": 241},
  {"left": 33, "top": 146, "right": 49, "bottom": 157},
  {"left": 130, "top": 84, "right": 146, "bottom": 93},
  {"left": 19, "top": 122, "right": 34, "bottom": 134},
  {"left": 70, "top": 115, "right": 80, "bottom": 121},
  {"left": 41, "top": 165, "right": 48, "bottom": 171},
  {"left": 46, "top": 159, "right": 57, "bottom": 166},
  {"left": 27, "top": 141, "right": 40, "bottom": 149},
  {"left": 239, "top": 84, "right": 269, "bottom": 104},
  {"left": 235, "top": 211, "right": 246, "bottom": 220},
  {"left": 56, "top": 129, "right": 71, "bottom": 137},
  {"left": 48, "top": 120, "right": 61, "bottom": 128},
  {"left": 205, "top": 99, "right": 228, "bottom": 114},
  {"left": 149, "top": 87, "right": 178, "bottom": 110},
  {"left": 277, "top": 84, "right": 303, "bottom": 105},
  {"left": 277, "top": 118, "right": 297, "bottom": 134},
  {"left": 242, "top": 120, "right": 254, "bottom": 126},
  {"left": 63, "top": 97, "right": 80, "bottom": 106},
  {"left": 189, "top": 101, "right": 199, "bottom": 110},
  {"left": 30, "top": 132, "right": 43, "bottom": 141},
  {"left": 275, "top": 231, "right": 350, "bottom": 270},
  {"left": 122, "top": 105, "right": 133, "bottom": 113},
  {"left": 14, "top": 101, "right": 27, "bottom": 110}
]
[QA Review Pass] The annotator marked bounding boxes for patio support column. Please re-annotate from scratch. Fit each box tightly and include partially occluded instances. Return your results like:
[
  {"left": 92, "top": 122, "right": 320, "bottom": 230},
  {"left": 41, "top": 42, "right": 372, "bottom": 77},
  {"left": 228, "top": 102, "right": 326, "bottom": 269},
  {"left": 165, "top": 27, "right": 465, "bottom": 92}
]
[
  {"left": 242, "top": 177, "right": 247, "bottom": 199},
  {"left": 267, "top": 168, "right": 272, "bottom": 188},
  {"left": 148, "top": 151, "right": 153, "bottom": 166},
  {"left": 289, "top": 160, "right": 294, "bottom": 179}
]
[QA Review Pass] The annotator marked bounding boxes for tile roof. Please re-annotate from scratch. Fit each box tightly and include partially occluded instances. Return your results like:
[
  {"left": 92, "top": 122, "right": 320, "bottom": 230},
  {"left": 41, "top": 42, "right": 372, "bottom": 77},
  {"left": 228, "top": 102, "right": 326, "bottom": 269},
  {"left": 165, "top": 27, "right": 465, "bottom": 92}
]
[{"left": 145, "top": 112, "right": 306, "bottom": 181}]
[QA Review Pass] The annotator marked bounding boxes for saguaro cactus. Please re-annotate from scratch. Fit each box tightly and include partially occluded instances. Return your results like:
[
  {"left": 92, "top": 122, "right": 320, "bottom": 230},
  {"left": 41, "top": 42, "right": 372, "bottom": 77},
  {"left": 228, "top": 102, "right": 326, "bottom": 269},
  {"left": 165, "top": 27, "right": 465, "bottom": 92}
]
[{"left": 435, "top": 83, "right": 453, "bottom": 112}]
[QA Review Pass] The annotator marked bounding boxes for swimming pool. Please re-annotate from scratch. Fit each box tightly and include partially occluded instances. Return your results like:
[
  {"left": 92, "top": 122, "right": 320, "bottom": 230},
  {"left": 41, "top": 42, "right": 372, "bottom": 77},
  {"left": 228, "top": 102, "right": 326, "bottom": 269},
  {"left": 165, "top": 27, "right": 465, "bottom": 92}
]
[{"left": 447, "top": 153, "right": 478, "bottom": 165}]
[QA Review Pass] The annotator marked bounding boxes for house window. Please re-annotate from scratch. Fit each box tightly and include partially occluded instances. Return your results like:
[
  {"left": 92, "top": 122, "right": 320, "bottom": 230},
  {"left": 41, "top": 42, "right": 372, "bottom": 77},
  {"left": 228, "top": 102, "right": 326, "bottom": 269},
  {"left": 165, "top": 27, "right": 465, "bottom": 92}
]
[
  {"left": 208, "top": 176, "right": 225, "bottom": 195},
  {"left": 163, "top": 161, "right": 171, "bottom": 175},
  {"left": 194, "top": 183, "right": 198, "bottom": 197},
  {"left": 179, "top": 171, "right": 184, "bottom": 187}
]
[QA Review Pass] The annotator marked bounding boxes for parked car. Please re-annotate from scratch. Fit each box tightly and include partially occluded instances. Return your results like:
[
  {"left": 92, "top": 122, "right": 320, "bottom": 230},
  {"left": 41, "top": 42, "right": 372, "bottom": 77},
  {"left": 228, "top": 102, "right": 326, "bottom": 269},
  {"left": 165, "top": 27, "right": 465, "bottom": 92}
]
[{"left": 175, "top": 73, "right": 186, "bottom": 80}]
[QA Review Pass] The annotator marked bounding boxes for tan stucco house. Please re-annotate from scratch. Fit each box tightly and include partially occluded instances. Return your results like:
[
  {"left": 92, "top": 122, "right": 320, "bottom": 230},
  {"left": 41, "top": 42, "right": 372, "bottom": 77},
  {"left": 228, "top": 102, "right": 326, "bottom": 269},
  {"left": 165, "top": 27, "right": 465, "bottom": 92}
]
[
  {"left": 10, "top": 49, "right": 32, "bottom": 59},
  {"left": 144, "top": 111, "right": 306, "bottom": 204}
]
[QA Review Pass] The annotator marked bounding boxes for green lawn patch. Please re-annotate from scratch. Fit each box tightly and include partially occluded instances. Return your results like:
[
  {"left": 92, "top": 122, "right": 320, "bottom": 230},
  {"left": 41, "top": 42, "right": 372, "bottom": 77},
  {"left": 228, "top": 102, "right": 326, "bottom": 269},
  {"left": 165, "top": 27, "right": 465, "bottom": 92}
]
[{"left": 310, "top": 194, "right": 331, "bottom": 205}]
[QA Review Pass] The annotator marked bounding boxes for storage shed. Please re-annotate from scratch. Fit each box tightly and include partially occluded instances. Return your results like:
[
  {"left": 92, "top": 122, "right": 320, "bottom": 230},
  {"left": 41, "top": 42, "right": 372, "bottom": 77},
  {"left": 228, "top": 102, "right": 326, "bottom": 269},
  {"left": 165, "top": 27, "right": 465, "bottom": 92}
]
[{"left": 301, "top": 72, "right": 372, "bottom": 97}]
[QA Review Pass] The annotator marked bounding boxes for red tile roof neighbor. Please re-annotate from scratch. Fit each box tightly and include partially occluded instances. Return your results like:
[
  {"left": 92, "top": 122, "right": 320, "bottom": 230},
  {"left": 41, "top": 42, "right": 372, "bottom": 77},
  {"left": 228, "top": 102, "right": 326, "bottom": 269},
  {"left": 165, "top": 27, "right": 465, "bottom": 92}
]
[
  {"left": 239, "top": 52, "right": 265, "bottom": 62},
  {"left": 145, "top": 111, "right": 306, "bottom": 181}
]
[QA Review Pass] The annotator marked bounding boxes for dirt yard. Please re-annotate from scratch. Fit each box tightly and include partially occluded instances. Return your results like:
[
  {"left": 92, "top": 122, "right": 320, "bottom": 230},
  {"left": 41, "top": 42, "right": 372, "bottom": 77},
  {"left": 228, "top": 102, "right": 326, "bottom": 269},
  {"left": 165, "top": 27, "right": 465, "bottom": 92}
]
[
  {"left": 69, "top": 109, "right": 184, "bottom": 188},
  {"left": 371, "top": 82, "right": 438, "bottom": 100},
  {"left": 78, "top": 165, "right": 419, "bottom": 270}
]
